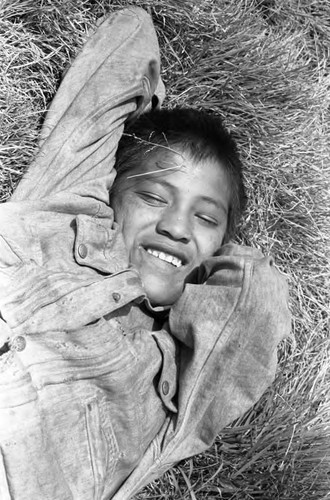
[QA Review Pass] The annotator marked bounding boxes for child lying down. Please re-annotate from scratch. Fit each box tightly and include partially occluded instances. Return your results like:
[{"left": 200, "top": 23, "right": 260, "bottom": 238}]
[{"left": 0, "top": 7, "right": 290, "bottom": 500}]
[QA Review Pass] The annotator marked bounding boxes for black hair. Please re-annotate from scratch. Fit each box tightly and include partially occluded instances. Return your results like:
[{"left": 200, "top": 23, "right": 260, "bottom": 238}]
[{"left": 113, "top": 107, "right": 247, "bottom": 241}]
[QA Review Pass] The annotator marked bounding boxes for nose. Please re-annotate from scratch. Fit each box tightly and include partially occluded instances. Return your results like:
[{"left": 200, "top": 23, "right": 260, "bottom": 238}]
[{"left": 156, "top": 208, "right": 191, "bottom": 243}]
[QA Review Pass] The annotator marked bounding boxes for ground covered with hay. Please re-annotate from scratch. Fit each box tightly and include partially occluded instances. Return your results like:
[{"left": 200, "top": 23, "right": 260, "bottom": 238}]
[{"left": 0, "top": 0, "right": 329, "bottom": 499}]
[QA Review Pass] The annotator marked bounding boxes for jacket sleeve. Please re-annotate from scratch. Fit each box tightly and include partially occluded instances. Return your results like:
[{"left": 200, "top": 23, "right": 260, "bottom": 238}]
[
  {"left": 111, "top": 243, "right": 291, "bottom": 499},
  {"left": 10, "top": 7, "right": 163, "bottom": 203},
  {"left": 165, "top": 243, "right": 291, "bottom": 458}
]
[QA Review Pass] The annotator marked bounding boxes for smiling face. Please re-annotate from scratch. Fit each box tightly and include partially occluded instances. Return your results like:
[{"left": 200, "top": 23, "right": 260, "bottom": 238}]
[{"left": 111, "top": 149, "right": 231, "bottom": 306}]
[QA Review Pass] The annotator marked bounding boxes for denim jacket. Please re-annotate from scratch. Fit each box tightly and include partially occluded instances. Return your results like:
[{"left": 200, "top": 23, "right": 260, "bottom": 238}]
[{"left": 0, "top": 8, "right": 291, "bottom": 500}]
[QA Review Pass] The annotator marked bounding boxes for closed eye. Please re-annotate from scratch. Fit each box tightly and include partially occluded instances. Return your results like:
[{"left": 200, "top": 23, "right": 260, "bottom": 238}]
[
  {"left": 138, "top": 192, "right": 167, "bottom": 207},
  {"left": 196, "top": 214, "right": 219, "bottom": 227}
]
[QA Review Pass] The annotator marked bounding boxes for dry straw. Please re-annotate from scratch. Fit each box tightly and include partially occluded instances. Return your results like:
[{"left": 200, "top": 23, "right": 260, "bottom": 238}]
[{"left": 1, "top": 0, "right": 329, "bottom": 498}]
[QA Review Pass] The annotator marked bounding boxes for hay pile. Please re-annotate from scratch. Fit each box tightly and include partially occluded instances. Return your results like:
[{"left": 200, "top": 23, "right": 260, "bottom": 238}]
[{"left": 1, "top": 0, "right": 329, "bottom": 498}]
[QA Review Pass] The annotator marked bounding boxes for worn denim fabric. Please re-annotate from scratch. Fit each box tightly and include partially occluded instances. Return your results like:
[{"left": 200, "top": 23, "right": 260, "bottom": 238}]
[{"left": 0, "top": 7, "right": 291, "bottom": 500}]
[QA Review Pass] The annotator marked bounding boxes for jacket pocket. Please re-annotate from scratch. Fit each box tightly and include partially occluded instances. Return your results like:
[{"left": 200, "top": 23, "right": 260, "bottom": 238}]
[
  {"left": 0, "top": 448, "right": 12, "bottom": 500},
  {"left": 85, "top": 398, "right": 119, "bottom": 500}
]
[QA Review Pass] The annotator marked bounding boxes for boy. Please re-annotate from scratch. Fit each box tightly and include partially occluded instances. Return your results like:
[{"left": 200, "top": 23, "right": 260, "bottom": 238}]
[
  {"left": 111, "top": 107, "right": 246, "bottom": 306},
  {"left": 0, "top": 8, "right": 290, "bottom": 499}
]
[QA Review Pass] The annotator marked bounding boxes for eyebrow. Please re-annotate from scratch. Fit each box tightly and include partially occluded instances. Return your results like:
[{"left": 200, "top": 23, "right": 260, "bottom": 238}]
[
  {"left": 126, "top": 158, "right": 185, "bottom": 180},
  {"left": 198, "top": 194, "right": 229, "bottom": 215},
  {"left": 126, "top": 164, "right": 182, "bottom": 179}
]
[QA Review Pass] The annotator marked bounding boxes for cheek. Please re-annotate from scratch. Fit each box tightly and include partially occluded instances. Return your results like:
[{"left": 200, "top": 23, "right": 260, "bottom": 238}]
[
  {"left": 113, "top": 195, "right": 157, "bottom": 246},
  {"left": 111, "top": 195, "right": 135, "bottom": 246},
  {"left": 197, "top": 229, "right": 225, "bottom": 260},
  {"left": 112, "top": 192, "right": 136, "bottom": 224},
  {"left": 116, "top": 208, "right": 138, "bottom": 247}
]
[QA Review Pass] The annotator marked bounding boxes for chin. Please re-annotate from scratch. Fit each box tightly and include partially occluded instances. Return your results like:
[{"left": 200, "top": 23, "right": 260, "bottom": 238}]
[
  {"left": 147, "top": 290, "right": 181, "bottom": 307},
  {"left": 144, "top": 280, "right": 183, "bottom": 307}
]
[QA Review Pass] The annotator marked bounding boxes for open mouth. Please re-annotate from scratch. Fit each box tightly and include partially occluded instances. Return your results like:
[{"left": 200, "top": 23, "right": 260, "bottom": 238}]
[{"left": 145, "top": 247, "right": 183, "bottom": 268}]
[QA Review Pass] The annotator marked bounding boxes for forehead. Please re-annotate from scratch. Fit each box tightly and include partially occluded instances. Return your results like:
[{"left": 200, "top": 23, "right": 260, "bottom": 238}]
[{"left": 126, "top": 148, "right": 231, "bottom": 208}]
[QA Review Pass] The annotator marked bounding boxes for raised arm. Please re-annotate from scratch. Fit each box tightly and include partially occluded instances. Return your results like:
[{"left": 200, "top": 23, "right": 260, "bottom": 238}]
[
  {"left": 111, "top": 243, "right": 291, "bottom": 499},
  {"left": 11, "top": 7, "right": 162, "bottom": 203}
]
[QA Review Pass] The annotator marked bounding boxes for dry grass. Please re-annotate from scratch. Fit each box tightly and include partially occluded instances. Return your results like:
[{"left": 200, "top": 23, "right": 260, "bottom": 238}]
[{"left": 1, "top": 0, "right": 329, "bottom": 498}]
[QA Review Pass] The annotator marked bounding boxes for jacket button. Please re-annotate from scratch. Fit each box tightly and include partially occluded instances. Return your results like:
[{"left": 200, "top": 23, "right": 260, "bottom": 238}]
[
  {"left": 112, "top": 292, "right": 121, "bottom": 302},
  {"left": 11, "top": 336, "right": 26, "bottom": 352},
  {"left": 78, "top": 244, "right": 88, "bottom": 259},
  {"left": 162, "top": 380, "right": 170, "bottom": 396}
]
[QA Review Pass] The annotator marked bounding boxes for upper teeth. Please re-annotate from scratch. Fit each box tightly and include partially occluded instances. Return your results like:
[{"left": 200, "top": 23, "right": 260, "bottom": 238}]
[{"left": 146, "top": 248, "right": 182, "bottom": 267}]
